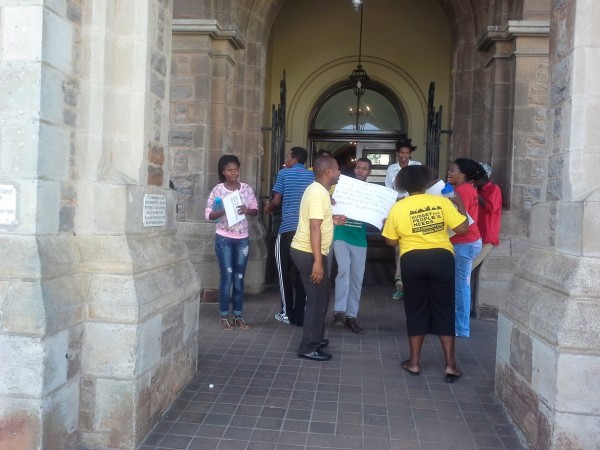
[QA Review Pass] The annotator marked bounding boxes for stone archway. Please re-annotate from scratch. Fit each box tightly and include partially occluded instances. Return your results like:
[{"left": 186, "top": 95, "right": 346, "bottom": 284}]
[{"left": 170, "top": 1, "right": 600, "bottom": 448}]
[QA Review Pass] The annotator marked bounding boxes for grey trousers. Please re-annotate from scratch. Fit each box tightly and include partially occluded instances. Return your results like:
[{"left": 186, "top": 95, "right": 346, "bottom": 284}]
[
  {"left": 291, "top": 248, "right": 330, "bottom": 355},
  {"left": 333, "top": 240, "right": 366, "bottom": 318}
]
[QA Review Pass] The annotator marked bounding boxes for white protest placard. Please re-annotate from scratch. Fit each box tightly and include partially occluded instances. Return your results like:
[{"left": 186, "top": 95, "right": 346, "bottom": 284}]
[
  {"left": 222, "top": 190, "right": 245, "bottom": 226},
  {"left": 143, "top": 194, "right": 166, "bottom": 226},
  {"left": 331, "top": 175, "right": 398, "bottom": 230}
]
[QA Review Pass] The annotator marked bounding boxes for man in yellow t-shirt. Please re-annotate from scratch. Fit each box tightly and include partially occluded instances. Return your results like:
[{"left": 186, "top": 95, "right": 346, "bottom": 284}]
[{"left": 291, "top": 155, "right": 344, "bottom": 361}]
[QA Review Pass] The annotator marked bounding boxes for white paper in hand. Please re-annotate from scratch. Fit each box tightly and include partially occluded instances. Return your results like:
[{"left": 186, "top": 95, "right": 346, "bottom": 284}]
[
  {"left": 425, "top": 179, "right": 446, "bottom": 196},
  {"left": 425, "top": 180, "right": 472, "bottom": 236},
  {"left": 222, "top": 190, "right": 245, "bottom": 226}
]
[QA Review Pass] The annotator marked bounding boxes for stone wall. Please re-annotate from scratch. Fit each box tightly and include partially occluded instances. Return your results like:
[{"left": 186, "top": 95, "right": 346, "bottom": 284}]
[
  {"left": 496, "top": 0, "right": 600, "bottom": 447},
  {"left": 0, "top": 1, "right": 201, "bottom": 449},
  {"left": 170, "top": 20, "right": 267, "bottom": 298},
  {"left": 473, "top": 20, "right": 550, "bottom": 317},
  {"left": 0, "top": 1, "right": 84, "bottom": 448}
]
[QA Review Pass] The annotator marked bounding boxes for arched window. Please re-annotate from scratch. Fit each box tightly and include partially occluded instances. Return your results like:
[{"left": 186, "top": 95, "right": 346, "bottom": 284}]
[
  {"left": 308, "top": 80, "right": 408, "bottom": 174},
  {"left": 309, "top": 80, "right": 407, "bottom": 139}
]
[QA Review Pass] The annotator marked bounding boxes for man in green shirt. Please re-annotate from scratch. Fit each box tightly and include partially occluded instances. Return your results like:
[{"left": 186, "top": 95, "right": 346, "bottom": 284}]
[{"left": 332, "top": 157, "right": 372, "bottom": 334}]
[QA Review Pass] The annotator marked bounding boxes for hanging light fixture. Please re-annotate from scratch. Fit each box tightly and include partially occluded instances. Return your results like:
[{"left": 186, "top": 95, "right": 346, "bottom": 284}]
[
  {"left": 348, "top": 1, "right": 369, "bottom": 99},
  {"left": 348, "top": 1, "right": 369, "bottom": 130}
]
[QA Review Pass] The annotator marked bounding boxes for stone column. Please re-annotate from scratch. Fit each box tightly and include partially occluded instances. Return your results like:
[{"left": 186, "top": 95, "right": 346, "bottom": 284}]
[
  {"left": 496, "top": 1, "right": 600, "bottom": 448},
  {"left": 75, "top": 1, "right": 200, "bottom": 448},
  {"left": 474, "top": 21, "right": 550, "bottom": 316},
  {"left": 170, "top": 20, "right": 266, "bottom": 298},
  {"left": 0, "top": 1, "right": 201, "bottom": 449},
  {"left": 0, "top": 1, "right": 83, "bottom": 448}
]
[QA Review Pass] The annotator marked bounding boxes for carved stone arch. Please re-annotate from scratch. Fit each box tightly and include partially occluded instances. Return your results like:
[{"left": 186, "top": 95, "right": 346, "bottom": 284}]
[{"left": 286, "top": 56, "right": 428, "bottom": 150}]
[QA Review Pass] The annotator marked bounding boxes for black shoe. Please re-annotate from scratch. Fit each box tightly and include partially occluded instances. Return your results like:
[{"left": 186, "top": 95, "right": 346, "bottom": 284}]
[
  {"left": 345, "top": 318, "right": 366, "bottom": 335},
  {"left": 319, "top": 339, "right": 329, "bottom": 348},
  {"left": 299, "top": 350, "right": 332, "bottom": 361},
  {"left": 332, "top": 312, "right": 345, "bottom": 327}
]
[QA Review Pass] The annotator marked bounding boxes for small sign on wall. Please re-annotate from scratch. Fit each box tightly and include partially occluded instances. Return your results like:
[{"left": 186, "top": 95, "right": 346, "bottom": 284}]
[
  {"left": 0, "top": 184, "right": 17, "bottom": 226},
  {"left": 143, "top": 194, "right": 166, "bottom": 227}
]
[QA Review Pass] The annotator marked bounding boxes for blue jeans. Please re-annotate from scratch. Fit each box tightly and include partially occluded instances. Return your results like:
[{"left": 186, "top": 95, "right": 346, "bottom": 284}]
[
  {"left": 453, "top": 239, "right": 482, "bottom": 337},
  {"left": 215, "top": 235, "right": 249, "bottom": 317}
]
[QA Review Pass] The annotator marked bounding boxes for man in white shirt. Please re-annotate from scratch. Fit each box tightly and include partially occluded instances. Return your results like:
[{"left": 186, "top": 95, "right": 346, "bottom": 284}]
[
  {"left": 385, "top": 138, "right": 422, "bottom": 195},
  {"left": 384, "top": 138, "right": 421, "bottom": 300}
]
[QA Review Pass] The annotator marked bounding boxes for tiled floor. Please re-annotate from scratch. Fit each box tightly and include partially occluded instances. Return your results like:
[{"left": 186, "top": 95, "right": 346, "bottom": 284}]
[{"left": 139, "top": 282, "right": 526, "bottom": 450}]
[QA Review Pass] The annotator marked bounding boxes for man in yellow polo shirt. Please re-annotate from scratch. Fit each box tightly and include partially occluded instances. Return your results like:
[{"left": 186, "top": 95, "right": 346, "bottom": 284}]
[{"left": 291, "top": 155, "right": 345, "bottom": 361}]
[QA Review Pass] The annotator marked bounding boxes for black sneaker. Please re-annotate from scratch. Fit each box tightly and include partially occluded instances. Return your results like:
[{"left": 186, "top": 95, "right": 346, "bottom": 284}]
[{"left": 299, "top": 350, "right": 332, "bottom": 361}]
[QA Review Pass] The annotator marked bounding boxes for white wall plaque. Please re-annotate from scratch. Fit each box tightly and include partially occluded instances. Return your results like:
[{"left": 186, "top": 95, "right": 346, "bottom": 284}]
[
  {"left": 143, "top": 194, "right": 166, "bottom": 227},
  {"left": 0, "top": 184, "right": 17, "bottom": 225}
]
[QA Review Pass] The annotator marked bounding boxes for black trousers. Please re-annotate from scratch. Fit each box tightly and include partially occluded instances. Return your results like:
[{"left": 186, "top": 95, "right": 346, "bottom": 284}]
[
  {"left": 291, "top": 248, "right": 330, "bottom": 354},
  {"left": 275, "top": 231, "right": 306, "bottom": 325},
  {"left": 400, "top": 248, "right": 455, "bottom": 336}
]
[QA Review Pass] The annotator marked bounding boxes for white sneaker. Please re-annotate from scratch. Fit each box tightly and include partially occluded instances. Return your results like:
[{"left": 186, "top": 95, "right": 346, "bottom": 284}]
[{"left": 274, "top": 313, "right": 290, "bottom": 324}]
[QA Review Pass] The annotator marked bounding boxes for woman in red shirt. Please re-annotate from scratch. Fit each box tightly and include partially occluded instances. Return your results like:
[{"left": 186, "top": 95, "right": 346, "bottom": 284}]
[
  {"left": 472, "top": 162, "right": 502, "bottom": 268},
  {"left": 447, "top": 159, "right": 482, "bottom": 338}
]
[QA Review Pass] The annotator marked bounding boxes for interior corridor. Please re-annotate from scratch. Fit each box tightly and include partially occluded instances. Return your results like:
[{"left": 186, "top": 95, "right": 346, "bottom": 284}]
[{"left": 138, "top": 259, "right": 526, "bottom": 450}]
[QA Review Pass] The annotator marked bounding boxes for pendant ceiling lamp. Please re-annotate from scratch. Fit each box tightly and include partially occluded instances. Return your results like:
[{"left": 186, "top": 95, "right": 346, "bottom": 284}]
[{"left": 348, "top": 1, "right": 369, "bottom": 99}]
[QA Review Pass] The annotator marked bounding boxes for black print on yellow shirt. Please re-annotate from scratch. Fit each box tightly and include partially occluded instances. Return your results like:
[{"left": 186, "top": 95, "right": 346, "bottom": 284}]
[{"left": 409, "top": 205, "right": 445, "bottom": 235}]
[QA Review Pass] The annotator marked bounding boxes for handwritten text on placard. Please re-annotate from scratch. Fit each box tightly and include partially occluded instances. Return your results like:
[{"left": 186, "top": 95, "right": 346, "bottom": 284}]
[{"left": 332, "top": 175, "right": 398, "bottom": 230}]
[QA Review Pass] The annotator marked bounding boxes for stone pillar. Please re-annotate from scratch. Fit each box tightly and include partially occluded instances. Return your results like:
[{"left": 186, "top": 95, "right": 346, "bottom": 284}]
[
  {"left": 75, "top": 1, "right": 200, "bottom": 448},
  {"left": 496, "top": 1, "right": 600, "bottom": 448},
  {"left": 0, "top": 1, "right": 83, "bottom": 448},
  {"left": 0, "top": 1, "right": 201, "bottom": 449},
  {"left": 472, "top": 21, "right": 550, "bottom": 317},
  {"left": 171, "top": 20, "right": 266, "bottom": 298}
]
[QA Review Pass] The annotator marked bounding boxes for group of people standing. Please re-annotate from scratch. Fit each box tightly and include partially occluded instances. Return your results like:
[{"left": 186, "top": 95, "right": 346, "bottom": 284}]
[{"left": 204, "top": 141, "right": 501, "bottom": 379}]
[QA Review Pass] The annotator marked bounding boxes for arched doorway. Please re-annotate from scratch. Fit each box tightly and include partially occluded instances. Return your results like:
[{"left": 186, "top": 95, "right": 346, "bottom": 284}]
[
  {"left": 307, "top": 79, "right": 407, "bottom": 282},
  {"left": 308, "top": 79, "right": 408, "bottom": 184}
]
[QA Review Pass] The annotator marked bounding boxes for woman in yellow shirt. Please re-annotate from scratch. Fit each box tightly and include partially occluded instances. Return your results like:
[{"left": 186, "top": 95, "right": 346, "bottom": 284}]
[{"left": 382, "top": 165, "right": 468, "bottom": 383}]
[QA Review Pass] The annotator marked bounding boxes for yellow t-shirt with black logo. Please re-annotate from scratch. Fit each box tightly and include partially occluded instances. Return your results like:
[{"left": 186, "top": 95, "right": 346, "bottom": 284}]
[
  {"left": 382, "top": 193, "right": 466, "bottom": 256},
  {"left": 291, "top": 182, "right": 333, "bottom": 255}
]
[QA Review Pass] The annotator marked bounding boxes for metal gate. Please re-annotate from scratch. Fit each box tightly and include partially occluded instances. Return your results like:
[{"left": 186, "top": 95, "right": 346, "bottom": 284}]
[
  {"left": 425, "top": 81, "right": 451, "bottom": 178},
  {"left": 261, "top": 72, "right": 287, "bottom": 283}
]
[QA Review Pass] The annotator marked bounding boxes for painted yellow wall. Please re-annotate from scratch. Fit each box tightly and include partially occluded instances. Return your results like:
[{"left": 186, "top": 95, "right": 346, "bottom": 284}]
[{"left": 265, "top": 0, "right": 452, "bottom": 167}]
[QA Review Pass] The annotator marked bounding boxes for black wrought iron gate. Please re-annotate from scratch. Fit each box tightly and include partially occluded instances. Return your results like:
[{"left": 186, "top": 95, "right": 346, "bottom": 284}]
[
  {"left": 425, "top": 81, "right": 451, "bottom": 178},
  {"left": 261, "top": 71, "right": 287, "bottom": 283}
]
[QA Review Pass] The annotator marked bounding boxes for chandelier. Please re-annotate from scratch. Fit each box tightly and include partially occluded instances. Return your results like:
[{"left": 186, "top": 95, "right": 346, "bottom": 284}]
[
  {"left": 348, "top": 0, "right": 369, "bottom": 130},
  {"left": 348, "top": 106, "right": 370, "bottom": 117},
  {"left": 348, "top": 1, "right": 369, "bottom": 99}
]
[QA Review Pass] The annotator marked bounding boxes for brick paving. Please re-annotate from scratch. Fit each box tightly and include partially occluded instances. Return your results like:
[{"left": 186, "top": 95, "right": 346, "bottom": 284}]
[{"left": 139, "top": 258, "right": 526, "bottom": 449}]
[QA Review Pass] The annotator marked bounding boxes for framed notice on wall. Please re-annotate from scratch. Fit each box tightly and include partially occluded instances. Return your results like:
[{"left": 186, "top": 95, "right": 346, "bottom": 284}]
[
  {"left": 143, "top": 194, "right": 166, "bottom": 227},
  {"left": 0, "top": 184, "right": 17, "bottom": 226}
]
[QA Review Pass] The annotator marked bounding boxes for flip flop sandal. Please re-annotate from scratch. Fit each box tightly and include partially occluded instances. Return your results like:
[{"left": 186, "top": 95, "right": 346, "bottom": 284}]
[
  {"left": 220, "top": 318, "right": 233, "bottom": 331},
  {"left": 444, "top": 371, "right": 463, "bottom": 383},
  {"left": 401, "top": 359, "right": 420, "bottom": 376},
  {"left": 234, "top": 317, "right": 251, "bottom": 329}
]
